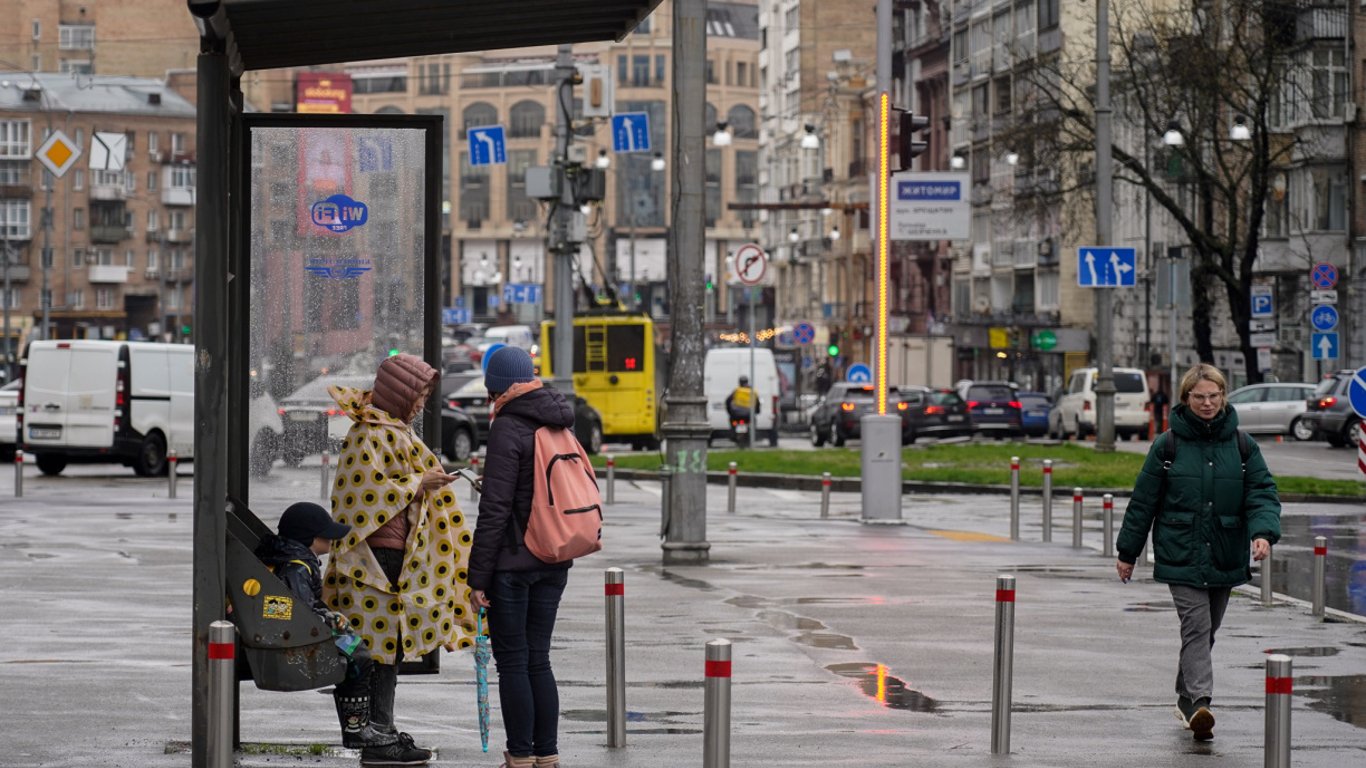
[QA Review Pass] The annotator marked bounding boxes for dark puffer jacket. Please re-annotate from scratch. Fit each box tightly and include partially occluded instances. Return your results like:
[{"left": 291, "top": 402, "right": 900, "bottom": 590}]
[
  {"left": 467, "top": 385, "right": 575, "bottom": 591},
  {"left": 1117, "top": 403, "right": 1281, "bottom": 588},
  {"left": 254, "top": 534, "right": 329, "bottom": 620}
]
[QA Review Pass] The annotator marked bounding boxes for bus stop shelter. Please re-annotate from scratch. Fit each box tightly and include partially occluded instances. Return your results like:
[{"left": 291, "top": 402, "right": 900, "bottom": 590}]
[{"left": 187, "top": 1, "right": 662, "bottom": 763}]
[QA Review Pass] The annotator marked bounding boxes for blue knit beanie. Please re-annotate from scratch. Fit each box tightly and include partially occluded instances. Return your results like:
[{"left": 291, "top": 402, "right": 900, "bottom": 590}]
[{"left": 484, "top": 345, "right": 536, "bottom": 394}]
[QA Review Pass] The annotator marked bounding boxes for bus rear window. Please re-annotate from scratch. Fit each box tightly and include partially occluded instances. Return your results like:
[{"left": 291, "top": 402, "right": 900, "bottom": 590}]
[{"left": 570, "top": 324, "right": 646, "bottom": 373}]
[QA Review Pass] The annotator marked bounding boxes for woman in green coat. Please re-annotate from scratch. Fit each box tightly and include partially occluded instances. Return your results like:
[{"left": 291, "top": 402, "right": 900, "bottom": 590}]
[{"left": 1116, "top": 363, "right": 1281, "bottom": 742}]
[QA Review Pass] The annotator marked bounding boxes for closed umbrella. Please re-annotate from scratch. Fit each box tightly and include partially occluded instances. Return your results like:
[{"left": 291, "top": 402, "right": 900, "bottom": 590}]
[{"left": 474, "top": 607, "right": 492, "bottom": 752}]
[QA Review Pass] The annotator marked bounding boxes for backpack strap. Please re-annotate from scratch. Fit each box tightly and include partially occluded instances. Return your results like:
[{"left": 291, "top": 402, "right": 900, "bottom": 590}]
[{"left": 1235, "top": 429, "right": 1252, "bottom": 465}]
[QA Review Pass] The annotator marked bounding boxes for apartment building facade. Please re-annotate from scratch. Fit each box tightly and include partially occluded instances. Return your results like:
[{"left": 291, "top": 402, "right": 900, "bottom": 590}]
[{"left": 0, "top": 0, "right": 198, "bottom": 78}]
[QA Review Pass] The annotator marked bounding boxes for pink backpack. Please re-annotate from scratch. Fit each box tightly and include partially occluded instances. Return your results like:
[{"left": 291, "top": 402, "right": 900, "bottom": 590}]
[{"left": 525, "top": 426, "right": 603, "bottom": 563}]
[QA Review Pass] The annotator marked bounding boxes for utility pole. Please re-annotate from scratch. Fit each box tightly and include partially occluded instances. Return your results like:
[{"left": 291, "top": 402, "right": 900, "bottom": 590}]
[
  {"left": 661, "top": 0, "right": 711, "bottom": 564},
  {"left": 40, "top": 163, "right": 52, "bottom": 340},
  {"left": 2, "top": 227, "right": 12, "bottom": 380},
  {"left": 1093, "top": 0, "right": 1117, "bottom": 452},
  {"left": 550, "top": 44, "right": 577, "bottom": 397}
]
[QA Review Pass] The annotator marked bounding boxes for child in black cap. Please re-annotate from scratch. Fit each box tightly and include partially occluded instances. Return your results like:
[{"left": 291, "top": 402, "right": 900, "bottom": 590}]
[{"left": 256, "top": 502, "right": 426, "bottom": 763}]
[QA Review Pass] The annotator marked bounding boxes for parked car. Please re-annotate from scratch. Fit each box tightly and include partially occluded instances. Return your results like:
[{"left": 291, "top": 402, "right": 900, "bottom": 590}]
[
  {"left": 1226, "top": 382, "right": 1317, "bottom": 441},
  {"left": 440, "top": 403, "right": 480, "bottom": 462},
  {"left": 954, "top": 380, "right": 1023, "bottom": 438},
  {"left": 1052, "top": 367, "right": 1151, "bottom": 440},
  {"left": 809, "top": 383, "right": 889, "bottom": 446},
  {"left": 446, "top": 374, "right": 604, "bottom": 454},
  {"left": 897, "top": 386, "right": 970, "bottom": 444},
  {"left": 277, "top": 374, "right": 373, "bottom": 466},
  {"left": 1017, "top": 391, "right": 1052, "bottom": 438},
  {"left": 1301, "top": 370, "right": 1364, "bottom": 447},
  {"left": 0, "top": 378, "right": 19, "bottom": 462}
]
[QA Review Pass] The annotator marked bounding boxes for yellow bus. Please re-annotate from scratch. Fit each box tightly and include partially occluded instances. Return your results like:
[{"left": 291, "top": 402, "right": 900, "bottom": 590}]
[{"left": 540, "top": 311, "right": 660, "bottom": 450}]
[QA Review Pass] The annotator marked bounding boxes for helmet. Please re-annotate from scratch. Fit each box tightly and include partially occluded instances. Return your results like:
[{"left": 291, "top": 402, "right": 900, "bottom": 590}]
[{"left": 738, "top": 376, "right": 749, "bottom": 386}]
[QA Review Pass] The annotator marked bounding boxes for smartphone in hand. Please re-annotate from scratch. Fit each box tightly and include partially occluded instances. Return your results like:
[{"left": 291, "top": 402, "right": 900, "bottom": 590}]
[{"left": 453, "top": 467, "right": 482, "bottom": 493}]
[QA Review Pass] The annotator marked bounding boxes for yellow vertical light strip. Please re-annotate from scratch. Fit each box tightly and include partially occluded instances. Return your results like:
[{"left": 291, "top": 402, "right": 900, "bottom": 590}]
[{"left": 877, "top": 91, "right": 891, "bottom": 416}]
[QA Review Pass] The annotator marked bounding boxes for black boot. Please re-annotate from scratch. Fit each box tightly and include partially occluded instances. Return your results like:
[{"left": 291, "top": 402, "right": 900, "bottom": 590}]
[{"left": 334, "top": 691, "right": 397, "bottom": 749}]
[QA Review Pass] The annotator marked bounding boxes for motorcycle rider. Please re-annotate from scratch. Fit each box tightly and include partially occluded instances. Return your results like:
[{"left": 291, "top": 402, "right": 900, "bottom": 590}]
[{"left": 725, "top": 376, "right": 760, "bottom": 424}]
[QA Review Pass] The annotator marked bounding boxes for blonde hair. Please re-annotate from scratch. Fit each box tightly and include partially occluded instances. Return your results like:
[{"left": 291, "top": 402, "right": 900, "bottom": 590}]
[{"left": 1179, "top": 363, "right": 1227, "bottom": 403}]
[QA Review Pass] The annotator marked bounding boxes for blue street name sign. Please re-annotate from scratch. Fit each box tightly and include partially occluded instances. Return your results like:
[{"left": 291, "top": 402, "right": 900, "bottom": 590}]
[
  {"left": 847, "top": 363, "right": 872, "bottom": 383},
  {"left": 1311, "top": 304, "right": 1339, "bottom": 332},
  {"left": 1348, "top": 366, "right": 1366, "bottom": 418},
  {"left": 502, "top": 283, "right": 543, "bottom": 304},
  {"left": 442, "top": 307, "right": 470, "bottom": 325},
  {"left": 611, "top": 112, "right": 651, "bottom": 153},
  {"left": 1077, "top": 247, "right": 1137, "bottom": 287},
  {"left": 1312, "top": 332, "right": 1339, "bottom": 360},
  {"left": 467, "top": 125, "right": 507, "bottom": 166}
]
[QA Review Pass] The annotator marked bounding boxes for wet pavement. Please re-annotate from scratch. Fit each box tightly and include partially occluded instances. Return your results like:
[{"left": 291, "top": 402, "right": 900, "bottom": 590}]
[{"left": 0, "top": 464, "right": 1364, "bottom": 766}]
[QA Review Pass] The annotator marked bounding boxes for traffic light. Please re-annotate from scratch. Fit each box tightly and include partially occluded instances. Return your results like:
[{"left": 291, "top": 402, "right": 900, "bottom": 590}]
[
  {"left": 898, "top": 110, "right": 931, "bottom": 171},
  {"left": 180, "top": 324, "right": 191, "bottom": 337},
  {"left": 827, "top": 330, "right": 841, "bottom": 358}
]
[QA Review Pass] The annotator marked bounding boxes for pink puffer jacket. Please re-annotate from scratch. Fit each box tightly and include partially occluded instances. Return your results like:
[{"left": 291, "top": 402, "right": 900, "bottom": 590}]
[{"left": 370, "top": 353, "right": 439, "bottom": 422}]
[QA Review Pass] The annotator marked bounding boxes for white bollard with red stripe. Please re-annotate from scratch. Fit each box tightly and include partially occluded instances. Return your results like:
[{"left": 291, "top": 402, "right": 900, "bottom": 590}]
[
  {"left": 1102, "top": 493, "right": 1114, "bottom": 558},
  {"left": 1041, "top": 460, "right": 1053, "bottom": 542},
  {"left": 1358, "top": 429, "right": 1366, "bottom": 476},
  {"left": 207, "top": 620, "right": 236, "bottom": 768},
  {"left": 727, "top": 461, "right": 738, "bottom": 514},
  {"left": 1312, "top": 536, "right": 1327, "bottom": 619},
  {"left": 1264, "top": 654, "right": 1293, "bottom": 768},
  {"left": 605, "top": 568, "right": 626, "bottom": 748},
  {"left": 1009, "top": 457, "right": 1020, "bottom": 541},
  {"left": 703, "top": 639, "right": 732, "bottom": 768},
  {"left": 167, "top": 448, "right": 179, "bottom": 499},
  {"left": 991, "top": 575, "right": 1016, "bottom": 755},
  {"left": 1071, "top": 488, "right": 1084, "bottom": 549},
  {"left": 820, "top": 472, "right": 832, "bottom": 519}
]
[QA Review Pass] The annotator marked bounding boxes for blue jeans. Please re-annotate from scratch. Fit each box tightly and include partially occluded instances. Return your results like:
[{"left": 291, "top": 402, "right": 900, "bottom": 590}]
[{"left": 487, "top": 569, "right": 568, "bottom": 758}]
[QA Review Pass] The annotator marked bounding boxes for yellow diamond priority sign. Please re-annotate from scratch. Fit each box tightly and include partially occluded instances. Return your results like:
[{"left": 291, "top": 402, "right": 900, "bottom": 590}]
[{"left": 35, "top": 130, "right": 80, "bottom": 178}]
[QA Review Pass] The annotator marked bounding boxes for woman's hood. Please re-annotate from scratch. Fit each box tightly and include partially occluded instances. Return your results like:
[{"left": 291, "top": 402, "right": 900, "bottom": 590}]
[
  {"left": 369, "top": 353, "right": 439, "bottom": 421},
  {"left": 329, "top": 386, "right": 408, "bottom": 428}
]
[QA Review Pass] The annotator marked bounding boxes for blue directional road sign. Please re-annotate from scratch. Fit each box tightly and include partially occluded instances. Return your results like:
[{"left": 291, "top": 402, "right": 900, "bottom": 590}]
[
  {"left": 1312, "top": 332, "right": 1339, "bottom": 360},
  {"left": 611, "top": 112, "right": 651, "bottom": 154},
  {"left": 1311, "top": 304, "right": 1339, "bottom": 332},
  {"left": 502, "top": 283, "right": 542, "bottom": 304},
  {"left": 847, "top": 363, "right": 872, "bottom": 383},
  {"left": 1348, "top": 366, "right": 1366, "bottom": 418},
  {"left": 442, "top": 307, "right": 471, "bottom": 325},
  {"left": 1077, "top": 247, "right": 1137, "bottom": 287},
  {"left": 793, "top": 322, "right": 816, "bottom": 346},
  {"left": 467, "top": 125, "right": 507, "bottom": 166},
  {"left": 1311, "top": 262, "right": 1339, "bottom": 291}
]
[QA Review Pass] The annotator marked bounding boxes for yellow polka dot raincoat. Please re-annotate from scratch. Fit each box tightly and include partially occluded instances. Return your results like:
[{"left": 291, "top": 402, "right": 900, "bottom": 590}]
[{"left": 321, "top": 385, "right": 476, "bottom": 664}]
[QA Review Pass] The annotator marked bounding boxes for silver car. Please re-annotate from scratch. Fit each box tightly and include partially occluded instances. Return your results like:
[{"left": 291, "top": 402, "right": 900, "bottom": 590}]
[{"left": 1226, "top": 382, "right": 1317, "bottom": 441}]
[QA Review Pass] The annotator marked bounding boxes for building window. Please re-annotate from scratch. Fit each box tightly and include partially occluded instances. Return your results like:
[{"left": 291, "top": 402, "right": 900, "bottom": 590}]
[
  {"left": 96, "top": 287, "right": 116, "bottom": 310},
  {"left": 165, "top": 287, "right": 181, "bottom": 311},
  {"left": 69, "top": 290, "right": 84, "bottom": 310},
  {"left": 655, "top": 55, "right": 666, "bottom": 86},
  {"left": 147, "top": 210, "right": 159, "bottom": 232},
  {"left": 31, "top": 20, "right": 40, "bottom": 41},
  {"left": 1310, "top": 47, "right": 1347, "bottom": 119},
  {"left": 1311, "top": 166, "right": 1346, "bottom": 231},
  {"left": 507, "top": 149, "right": 538, "bottom": 221},
  {"left": 147, "top": 171, "right": 157, "bottom": 191},
  {"left": 2, "top": 287, "right": 19, "bottom": 310},
  {"left": 170, "top": 166, "right": 195, "bottom": 189},
  {"left": 727, "top": 104, "right": 757, "bottom": 139},
  {"left": 1036, "top": 271, "right": 1060, "bottom": 310},
  {"left": 59, "top": 24, "right": 95, "bottom": 51},
  {"left": 94, "top": 248, "right": 115, "bottom": 266},
  {"left": 171, "top": 132, "right": 186, "bottom": 154},
  {"left": 994, "top": 76, "right": 1012, "bottom": 114},
  {"left": 169, "top": 210, "right": 188, "bottom": 231},
  {"left": 0, "top": 119, "right": 31, "bottom": 158},
  {"left": 352, "top": 70, "right": 408, "bottom": 94},
  {"left": 73, "top": 208, "right": 85, "bottom": 230},
  {"left": 0, "top": 200, "right": 30, "bottom": 239},
  {"left": 0, "top": 160, "right": 25, "bottom": 185},
  {"left": 1037, "top": 0, "right": 1059, "bottom": 30},
  {"left": 706, "top": 59, "right": 716, "bottom": 85},
  {"left": 461, "top": 102, "right": 498, "bottom": 139},
  {"left": 509, "top": 101, "right": 546, "bottom": 139},
  {"left": 72, "top": 248, "right": 84, "bottom": 268},
  {"left": 632, "top": 55, "right": 650, "bottom": 87},
  {"left": 419, "top": 61, "right": 451, "bottom": 95},
  {"left": 72, "top": 168, "right": 84, "bottom": 190},
  {"left": 148, "top": 131, "right": 158, "bottom": 155},
  {"left": 704, "top": 149, "right": 721, "bottom": 227},
  {"left": 785, "top": 6, "right": 799, "bottom": 29},
  {"left": 459, "top": 156, "right": 489, "bottom": 227},
  {"left": 735, "top": 150, "right": 757, "bottom": 228},
  {"left": 618, "top": 55, "right": 629, "bottom": 86},
  {"left": 59, "top": 60, "right": 92, "bottom": 75}
]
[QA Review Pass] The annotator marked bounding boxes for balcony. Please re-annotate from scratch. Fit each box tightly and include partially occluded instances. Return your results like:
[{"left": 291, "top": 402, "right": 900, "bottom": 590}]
[
  {"left": 164, "top": 228, "right": 192, "bottom": 244},
  {"left": 89, "top": 183, "right": 127, "bottom": 202},
  {"left": 0, "top": 262, "right": 31, "bottom": 281},
  {"left": 161, "top": 186, "right": 194, "bottom": 206},
  {"left": 90, "top": 224, "right": 131, "bottom": 243},
  {"left": 88, "top": 264, "right": 130, "bottom": 284},
  {"left": 0, "top": 183, "right": 31, "bottom": 199}
]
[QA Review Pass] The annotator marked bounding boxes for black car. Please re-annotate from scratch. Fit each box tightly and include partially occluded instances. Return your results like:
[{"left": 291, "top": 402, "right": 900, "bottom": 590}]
[
  {"left": 898, "top": 386, "right": 971, "bottom": 444},
  {"left": 446, "top": 374, "right": 604, "bottom": 454},
  {"left": 1300, "top": 370, "right": 1364, "bottom": 447},
  {"left": 955, "top": 380, "right": 1023, "bottom": 437},
  {"left": 440, "top": 403, "right": 480, "bottom": 462},
  {"left": 809, "top": 383, "right": 893, "bottom": 446},
  {"left": 277, "top": 374, "right": 374, "bottom": 466}
]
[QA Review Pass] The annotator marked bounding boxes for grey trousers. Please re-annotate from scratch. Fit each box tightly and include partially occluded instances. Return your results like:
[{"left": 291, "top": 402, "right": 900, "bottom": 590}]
[{"left": 1168, "top": 584, "right": 1232, "bottom": 702}]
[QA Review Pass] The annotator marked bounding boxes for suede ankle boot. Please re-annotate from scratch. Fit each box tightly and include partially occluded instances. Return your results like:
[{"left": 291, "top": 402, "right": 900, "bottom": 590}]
[
  {"left": 533, "top": 755, "right": 561, "bottom": 768},
  {"left": 499, "top": 752, "right": 535, "bottom": 768}
]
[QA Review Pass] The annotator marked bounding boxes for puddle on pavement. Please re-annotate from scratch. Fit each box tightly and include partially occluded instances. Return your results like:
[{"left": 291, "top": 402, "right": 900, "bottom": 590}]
[
  {"left": 1265, "top": 646, "right": 1340, "bottom": 658},
  {"left": 825, "top": 663, "right": 939, "bottom": 712},
  {"left": 795, "top": 632, "right": 858, "bottom": 650},
  {"left": 790, "top": 562, "right": 867, "bottom": 571},
  {"left": 792, "top": 596, "right": 878, "bottom": 606},
  {"left": 1123, "top": 601, "right": 1175, "bottom": 612},
  {"left": 758, "top": 610, "right": 825, "bottom": 632},
  {"left": 1266, "top": 515, "right": 1366, "bottom": 616},
  {"left": 1296, "top": 675, "right": 1366, "bottom": 729},
  {"left": 561, "top": 709, "right": 694, "bottom": 724}
]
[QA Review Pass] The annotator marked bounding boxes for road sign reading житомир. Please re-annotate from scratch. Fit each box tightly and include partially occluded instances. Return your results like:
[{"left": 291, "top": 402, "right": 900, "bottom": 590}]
[
  {"left": 1077, "top": 247, "right": 1137, "bottom": 287},
  {"left": 1311, "top": 305, "right": 1339, "bottom": 332}
]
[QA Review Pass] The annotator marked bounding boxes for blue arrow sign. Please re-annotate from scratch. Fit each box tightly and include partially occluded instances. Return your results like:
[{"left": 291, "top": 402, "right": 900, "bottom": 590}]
[
  {"left": 1349, "top": 366, "right": 1366, "bottom": 418},
  {"left": 1311, "top": 305, "right": 1339, "bottom": 332},
  {"left": 467, "top": 125, "right": 507, "bottom": 166},
  {"left": 793, "top": 322, "right": 816, "bottom": 346},
  {"left": 846, "top": 363, "right": 872, "bottom": 383},
  {"left": 1312, "top": 332, "right": 1339, "bottom": 360},
  {"left": 611, "top": 112, "right": 651, "bottom": 153},
  {"left": 442, "top": 307, "right": 471, "bottom": 325},
  {"left": 1077, "top": 247, "right": 1137, "bottom": 287},
  {"left": 502, "top": 283, "right": 542, "bottom": 304}
]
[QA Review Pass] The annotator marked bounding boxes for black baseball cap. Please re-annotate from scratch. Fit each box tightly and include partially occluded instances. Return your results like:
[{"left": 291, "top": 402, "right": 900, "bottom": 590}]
[{"left": 278, "top": 502, "right": 351, "bottom": 543}]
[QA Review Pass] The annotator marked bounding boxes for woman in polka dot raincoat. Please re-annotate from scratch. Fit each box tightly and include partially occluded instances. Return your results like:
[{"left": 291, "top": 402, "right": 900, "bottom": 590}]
[{"left": 323, "top": 353, "right": 476, "bottom": 757}]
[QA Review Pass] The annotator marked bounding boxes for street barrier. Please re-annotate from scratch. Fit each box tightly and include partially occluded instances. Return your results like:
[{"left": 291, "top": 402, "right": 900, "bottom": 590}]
[
  {"left": 320, "top": 449, "right": 330, "bottom": 501},
  {"left": 1264, "top": 654, "right": 1292, "bottom": 768},
  {"left": 1071, "top": 488, "right": 1083, "bottom": 549},
  {"left": 1261, "top": 546, "right": 1274, "bottom": 607},
  {"left": 820, "top": 472, "right": 831, "bottom": 519},
  {"left": 704, "top": 638, "right": 732, "bottom": 768},
  {"left": 605, "top": 454, "right": 616, "bottom": 505},
  {"left": 469, "top": 456, "right": 481, "bottom": 503},
  {"left": 1102, "top": 494, "right": 1114, "bottom": 558},
  {"left": 207, "top": 620, "right": 235, "bottom": 768},
  {"left": 1041, "top": 459, "right": 1053, "bottom": 543},
  {"left": 168, "top": 448, "right": 179, "bottom": 499},
  {"left": 605, "top": 568, "right": 626, "bottom": 748},
  {"left": 1009, "top": 457, "right": 1020, "bottom": 541},
  {"left": 991, "top": 575, "right": 1016, "bottom": 755},
  {"left": 727, "top": 461, "right": 738, "bottom": 514},
  {"left": 1312, "top": 536, "right": 1327, "bottom": 619},
  {"left": 13, "top": 451, "right": 21, "bottom": 498}
]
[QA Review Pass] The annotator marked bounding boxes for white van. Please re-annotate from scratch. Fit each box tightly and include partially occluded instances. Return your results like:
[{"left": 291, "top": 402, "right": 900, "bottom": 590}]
[
  {"left": 1052, "top": 366, "right": 1151, "bottom": 440},
  {"left": 21, "top": 340, "right": 195, "bottom": 476},
  {"left": 703, "top": 347, "right": 780, "bottom": 445}
]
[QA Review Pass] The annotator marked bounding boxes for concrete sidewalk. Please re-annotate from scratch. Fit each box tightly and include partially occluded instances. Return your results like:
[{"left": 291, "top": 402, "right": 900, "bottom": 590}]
[{"left": 1, "top": 470, "right": 1363, "bottom": 767}]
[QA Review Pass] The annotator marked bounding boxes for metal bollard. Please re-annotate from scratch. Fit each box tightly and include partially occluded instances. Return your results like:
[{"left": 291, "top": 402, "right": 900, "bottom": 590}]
[
  {"left": 820, "top": 472, "right": 832, "bottom": 519},
  {"left": 1041, "top": 459, "right": 1053, "bottom": 543},
  {"left": 1264, "top": 654, "right": 1293, "bottom": 768},
  {"left": 1009, "top": 456, "right": 1020, "bottom": 541},
  {"left": 991, "top": 575, "right": 1016, "bottom": 755},
  {"left": 207, "top": 620, "right": 236, "bottom": 768},
  {"left": 1261, "top": 545, "right": 1274, "bottom": 607},
  {"left": 13, "top": 450, "right": 22, "bottom": 498},
  {"left": 605, "top": 454, "right": 615, "bottom": 505},
  {"left": 703, "top": 638, "right": 732, "bottom": 768},
  {"left": 1102, "top": 494, "right": 1114, "bottom": 558},
  {"left": 1312, "top": 536, "right": 1327, "bottom": 619},
  {"left": 659, "top": 466, "right": 673, "bottom": 537},
  {"left": 727, "top": 461, "right": 738, "bottom": 514},
  {"left": 320, "top": 449, "right": 330, "bottom": 501},
  {"left": 469, "top": 456, "right": 481, "bottom": 503},
  {"left": 605, "top": 568, "right": 626, "bottom": 748},
  {"left": 167, "top": 448, "right": 178, "bottom": 499},
  {"left": 1071, "top": 488, "right": 1083, "bottom": 549}
]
